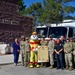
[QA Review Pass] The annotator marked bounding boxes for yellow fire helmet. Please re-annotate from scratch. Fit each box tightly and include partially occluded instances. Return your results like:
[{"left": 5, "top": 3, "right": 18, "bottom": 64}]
[{"left": 32, "top": 32, "right": 37, "bottom": 35}]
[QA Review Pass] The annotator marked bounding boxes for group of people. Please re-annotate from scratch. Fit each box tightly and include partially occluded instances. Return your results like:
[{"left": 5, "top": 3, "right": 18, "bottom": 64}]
[
  {"left": 40, "top": 35, "right": 75, "bottom": 71},
  {"left": 12, "top": 36, "right": 30, "bottom": 66},
  {"left": 12, "top": 32, "right": 75, "bottom": 71}
]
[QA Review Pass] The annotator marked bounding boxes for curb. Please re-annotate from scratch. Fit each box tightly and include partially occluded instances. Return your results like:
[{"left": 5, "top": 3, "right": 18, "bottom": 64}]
[
  {"left": 0, "top": 62, "right": 21, "bottom": 66},
  {"left": 0, "top": 54, "right": 21, "bottom": 66}
]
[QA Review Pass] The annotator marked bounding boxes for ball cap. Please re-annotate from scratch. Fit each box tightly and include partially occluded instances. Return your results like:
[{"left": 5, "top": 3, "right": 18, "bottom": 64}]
[
  {"left": 32, "top": 32, "right": 37, "bottom": 35},
  {"left": 49, "top": 35, "right": 52, "bottom": 38},
  {"left": 42, "top": 35, "right": 45, "bottom": 38},
  {"left": 66, "top": 38, "right": 69, "bottom": 40},
  {"left": 70, "top": 37, "right": 73, "bottom": 40},
  {"left": 26, "top": 37, "right": 28, "bottom": 40},
  {"left": 21, "top": 36, "right": 25, "bottom": 39}
]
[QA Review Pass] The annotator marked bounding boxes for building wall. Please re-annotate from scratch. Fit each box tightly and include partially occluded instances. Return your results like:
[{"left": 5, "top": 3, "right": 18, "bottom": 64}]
[{"left": 0, "top": 0, "right": 33, "bottom": 44}]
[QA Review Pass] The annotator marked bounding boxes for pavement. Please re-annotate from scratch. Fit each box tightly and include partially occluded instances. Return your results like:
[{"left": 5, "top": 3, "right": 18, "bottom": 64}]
[
  {"left": 0, "top": 63, "right": 75, "bottom": 75},
  {"left": 0, "top": 54, "right": 21, "bottom": 65},
  {"left": 0, "top": 54, "right": 75, "bottom": 75}
]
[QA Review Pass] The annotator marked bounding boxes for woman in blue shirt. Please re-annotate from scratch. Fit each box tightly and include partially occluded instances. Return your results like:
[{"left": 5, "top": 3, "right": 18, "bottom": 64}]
[{"left": 12, "top": 37, "right": 20, "bottom": 66}]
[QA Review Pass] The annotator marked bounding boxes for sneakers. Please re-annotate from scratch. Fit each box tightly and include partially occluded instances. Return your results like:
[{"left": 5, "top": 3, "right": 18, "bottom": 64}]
[
  {"left": 69, "top": 66, "right": 73, "bottom": 71},
  {"left": 65, "top": 66, "right": 73, "bottom": 71},
  {"left": 14, "top": 63, "right": 17, "bottom": 66},
  {"left": 24, "top": 63, "right": 28, "bottom": 67},
  {"left": 22, "top": 64, "right": 24, "bottom": 66},
  {"left": 24, "top": 64, "right": 27, "bottom": 67},
  {"left": 49, "top": 66, "right": 53, "bottom": 69},
  {"left": 65, "top": 66, "right": 68, "bottom": 70}
]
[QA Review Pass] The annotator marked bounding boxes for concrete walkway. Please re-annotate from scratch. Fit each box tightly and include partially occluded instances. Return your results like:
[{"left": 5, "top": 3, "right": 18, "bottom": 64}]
[{"left": 0, "top": 54, "right": 21, "bottom": 65}]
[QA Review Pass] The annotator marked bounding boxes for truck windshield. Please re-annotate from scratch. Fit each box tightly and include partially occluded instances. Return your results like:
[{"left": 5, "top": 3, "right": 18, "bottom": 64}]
[
  {"left": 36, "top": 27, "right": 67, "bottom": 38},
  {"left": 49, "top": 27, "right": 67, "bottom": 38},
  {"left": 36, "top": 27, "right": 48, "bottom": 38}
]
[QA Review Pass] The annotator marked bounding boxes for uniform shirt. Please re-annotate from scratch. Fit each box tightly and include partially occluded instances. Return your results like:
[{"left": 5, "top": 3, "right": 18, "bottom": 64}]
[
  {"left": 64, "top": 42, "right": 72, "bottom": 53},
  {"left": 48, "top": 40, "right": 54, "bottom": 49},
  {"left": 60, "top": 40, "right": 66, "bottom": 46},
  {"left": 54, "top": 43, "right": 63, "bottom": 52},
  {"left": 20, "top": 41, "right": 25, "bottom": 53},
  {"left": 72, "top": 42, "right": 75, "bottom": 55},
  {"left": 40, "top": 40, "right": 48, "bottom": 46},
  {"left": 48, "top": 40, "right": 55, "bottom": 53},
  {"left": 72, "top": 42, "right": 75, "bottom": 50},
  {"left": 24, "top": 41, "right": 30, "bottom": 52},
  {"left": 73, "top": 50, "right": 75, "bottom": 55}
]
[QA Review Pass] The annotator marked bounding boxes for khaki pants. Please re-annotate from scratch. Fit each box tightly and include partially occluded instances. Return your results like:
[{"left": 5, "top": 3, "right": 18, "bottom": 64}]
[
  {"left": 21, "top": 52, "right": 30, "bottom": 66},
  {"left": 65, "top": 53, "right": 72, "bottom": 67},
  {"left": 49, "top": 53, "right": 54, "bottom": 66}
]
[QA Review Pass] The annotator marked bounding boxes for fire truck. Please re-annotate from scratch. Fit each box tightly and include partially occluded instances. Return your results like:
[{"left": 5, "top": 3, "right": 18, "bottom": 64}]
[
  {"left": 36, "top": 20, "right": 75, "bottom": 40},
  {"left": 36, "top": 20, "right": 75, "bottom": 65}
]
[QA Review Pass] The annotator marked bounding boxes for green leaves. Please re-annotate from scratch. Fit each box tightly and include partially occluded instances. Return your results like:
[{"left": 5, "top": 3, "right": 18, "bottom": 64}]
[
  {"left": 18, "top": 0, "right": 75, "bottom": 24},
  {"left": 40, "top": 0, "right": 75, "bottom": 23},
  {"left": 18, "top": 0, "right": 26, "bottom": 12},
  {"left": 64, "top": 6, "right": 75, "bottom": 13}
]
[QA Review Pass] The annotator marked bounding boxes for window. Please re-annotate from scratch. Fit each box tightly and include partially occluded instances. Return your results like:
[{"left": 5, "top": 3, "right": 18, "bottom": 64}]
[
  {"left": 36, "top": 27, "right": 48, "bottom": 37},
  {"left": 49, "top": 27, "right": 67, "bottom": 38},
  {"left": 68, "top": 28, "right": 73, "bottom": 37}
]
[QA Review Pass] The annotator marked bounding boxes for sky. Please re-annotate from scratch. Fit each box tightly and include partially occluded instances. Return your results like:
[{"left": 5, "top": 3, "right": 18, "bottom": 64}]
[
  {"left": 23, "top": 0, "right": 75, "bottom": 17},
  {"left": 23, "top": 0, "right": 43, "bottom": 8}
]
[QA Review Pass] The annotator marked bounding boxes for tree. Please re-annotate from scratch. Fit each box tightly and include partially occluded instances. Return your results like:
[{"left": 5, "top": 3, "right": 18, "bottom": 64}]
[
  {"left": 39, "top": 0, "right": 62, "bottom": 23},
  {"left": 56, "top": 0, "right": 75, "bottom": 19},
  {"left": 18, "top": 0, "right": 26, "bottom": 14},
  {"left": 21, "top": 0, "right": 75, "bottom": 24},
  {"left": 23, "top": 2, "right": 43, "bottom": 25},
  {"left": 39, "top": 0, "right": 75, "bottom": 23}
]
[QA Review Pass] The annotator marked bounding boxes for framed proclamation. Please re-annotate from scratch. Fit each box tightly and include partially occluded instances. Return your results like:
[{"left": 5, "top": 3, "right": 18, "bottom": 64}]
[{"left": 38, "top": 46, "right": 49, "bottom": 62}]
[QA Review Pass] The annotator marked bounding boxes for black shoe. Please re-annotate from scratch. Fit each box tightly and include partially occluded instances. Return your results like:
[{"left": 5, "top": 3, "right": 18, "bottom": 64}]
[
  {"left": 61, "top": 67, "right": 64, "bottom": 70},
  {"left": 57, "top": 67, "right": 60, "bottom": 69}
]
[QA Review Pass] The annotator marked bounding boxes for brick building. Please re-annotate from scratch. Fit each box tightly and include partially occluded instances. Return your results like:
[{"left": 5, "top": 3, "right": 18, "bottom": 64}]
[{"left": 0, "top": 0, "right": 33, "bottom": 44}]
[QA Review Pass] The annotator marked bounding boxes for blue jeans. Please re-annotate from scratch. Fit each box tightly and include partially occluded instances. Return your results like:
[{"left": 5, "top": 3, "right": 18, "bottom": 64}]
[{"left": 56, "top": 52, "right": 64, "bottom": 68}]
